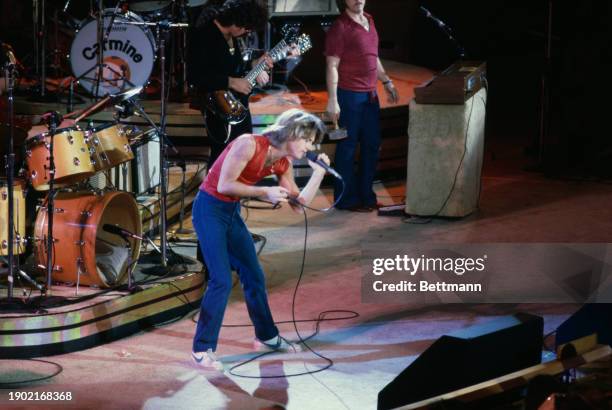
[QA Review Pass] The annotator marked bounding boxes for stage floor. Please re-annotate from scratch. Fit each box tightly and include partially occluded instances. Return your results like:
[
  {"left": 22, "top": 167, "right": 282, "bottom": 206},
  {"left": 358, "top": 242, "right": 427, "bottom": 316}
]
[
  {"left": 3, "top": 61, "right": 612, "bottom": 406},
  {"left": 2, "top": 129, "right": 612, "bottom": 409}
]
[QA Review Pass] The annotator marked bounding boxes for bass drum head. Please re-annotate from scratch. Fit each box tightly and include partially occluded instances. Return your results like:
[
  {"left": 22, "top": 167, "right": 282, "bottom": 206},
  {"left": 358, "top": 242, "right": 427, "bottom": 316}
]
[
  {"left": 34, "top": 191, "right": 142, "bottom": 288},
  {"left": 70, "top": 10, "right": 156, "bottom": 97}
]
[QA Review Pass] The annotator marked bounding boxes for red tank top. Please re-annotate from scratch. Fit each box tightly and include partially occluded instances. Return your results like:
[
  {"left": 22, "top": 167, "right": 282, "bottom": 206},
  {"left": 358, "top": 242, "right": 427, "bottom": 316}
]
[{"left": 201, "top": 134, "right": 291, "bottom": 202}]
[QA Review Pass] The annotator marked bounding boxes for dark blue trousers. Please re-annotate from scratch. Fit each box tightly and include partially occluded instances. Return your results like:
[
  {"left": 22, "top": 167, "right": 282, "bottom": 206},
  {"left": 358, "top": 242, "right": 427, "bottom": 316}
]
[
  {"left": 192, "top": 190, "right": 278, "bottom": 352},
  {"left": 334, "top": 88, "right": 381, "bottom": 208}
]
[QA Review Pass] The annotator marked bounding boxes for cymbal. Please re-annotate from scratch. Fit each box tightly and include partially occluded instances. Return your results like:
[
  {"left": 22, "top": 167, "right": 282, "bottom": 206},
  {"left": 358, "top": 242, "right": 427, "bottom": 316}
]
[
  {"left": 110, "top": 86, "right": 143, "bottom": 102},
  {"left": 186, "top": 0, "right": 209, "bottom": 7},
  {"left": 69, "top": 87, "right": 144, "bottom": 123}
]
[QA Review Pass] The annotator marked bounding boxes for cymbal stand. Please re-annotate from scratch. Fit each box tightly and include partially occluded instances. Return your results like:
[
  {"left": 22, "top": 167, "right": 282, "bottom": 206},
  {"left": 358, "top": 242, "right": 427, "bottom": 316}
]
[
  {"left": 41, "top": 0, "right": 47, "bottom": 97},
  {"left": 155, "top": 20, "right": 190, "bottom": 266},
  {"left": 158, "top": 25, "right": 169, "bottom": 267},
  {"left": 117, "top": 19, "right": 188, "bottom": 268},
  {"left": 3, "top": 62, "right": 17, "bottom": 298},
  {"left": 45, "top": 111, "right": 62, "bottom": 292},
  {"left": 32, "top": 0, "right": 47, "bottom": 97},
  {"left": 3, "top": 53, "right": 46, "bottom": 298}
]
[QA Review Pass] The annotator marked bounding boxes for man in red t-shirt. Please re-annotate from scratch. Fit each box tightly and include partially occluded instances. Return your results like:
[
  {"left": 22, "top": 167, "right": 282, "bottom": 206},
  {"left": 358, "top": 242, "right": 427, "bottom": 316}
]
[{"left": 324, "top": 0, "right": 399, "bottom": 212}]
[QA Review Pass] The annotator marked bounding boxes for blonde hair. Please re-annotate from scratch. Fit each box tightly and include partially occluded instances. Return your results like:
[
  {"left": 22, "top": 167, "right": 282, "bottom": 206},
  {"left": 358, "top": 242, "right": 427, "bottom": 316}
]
[{"left": 263, "top": 109, "right": 326, "bottom": 147}]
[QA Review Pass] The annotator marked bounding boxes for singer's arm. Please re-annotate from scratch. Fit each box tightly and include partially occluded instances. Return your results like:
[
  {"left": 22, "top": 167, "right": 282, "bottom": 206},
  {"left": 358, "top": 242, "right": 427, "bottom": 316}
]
[
  {"left": 217, "top": 136, "right": 290, "bottom": 203},
  {"left": 279, "top": 155, "right": 327, "bottom": 213}
]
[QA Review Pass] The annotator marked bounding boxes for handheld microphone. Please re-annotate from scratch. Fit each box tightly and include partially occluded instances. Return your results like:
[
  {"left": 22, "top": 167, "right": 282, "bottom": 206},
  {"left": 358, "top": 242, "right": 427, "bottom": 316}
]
[
  {"left": 305, "top": 151, "right": 342, "bottom": 180},
  {"left": 103, "top": 224, "right": 144, "bottom": 241},
  {"left": 114, "top": 100, "right": 137, "bottom": 119}
]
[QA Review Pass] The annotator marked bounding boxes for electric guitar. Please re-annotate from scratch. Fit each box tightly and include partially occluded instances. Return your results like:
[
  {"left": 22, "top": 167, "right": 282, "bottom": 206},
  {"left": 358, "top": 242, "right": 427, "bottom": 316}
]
[{"left": 202, "top": 32, "right": 312, "bottom": 125}]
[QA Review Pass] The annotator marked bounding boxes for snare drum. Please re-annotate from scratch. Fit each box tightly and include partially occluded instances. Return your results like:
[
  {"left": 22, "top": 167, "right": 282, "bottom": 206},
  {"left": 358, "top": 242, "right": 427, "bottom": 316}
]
[
  {"left": 88, "top": 122, "right": 135, "bottom": 172},
  {"left": 34, "top": 191, "right": 142, "bottom": 288},
  {"left": 0, "top": 178, "right": 27, "bottom": 255},
  {"left": 25, "top": 126, "right": 95, "bottom": 191},
  {"left": 70, "top": 9, "right": 156, "bottom": 97}
]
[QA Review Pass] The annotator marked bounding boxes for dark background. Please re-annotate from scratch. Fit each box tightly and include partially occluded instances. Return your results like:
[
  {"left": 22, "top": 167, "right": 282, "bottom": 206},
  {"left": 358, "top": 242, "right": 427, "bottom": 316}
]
[{"left": 2, "top": 0, "right": 611, "bottom": 177}]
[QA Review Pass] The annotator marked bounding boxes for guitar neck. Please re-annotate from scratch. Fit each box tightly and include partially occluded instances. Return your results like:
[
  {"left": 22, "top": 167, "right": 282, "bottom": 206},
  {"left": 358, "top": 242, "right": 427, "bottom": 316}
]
[{"left": 244, "top": 39, "right": 288, "bottom": 86}]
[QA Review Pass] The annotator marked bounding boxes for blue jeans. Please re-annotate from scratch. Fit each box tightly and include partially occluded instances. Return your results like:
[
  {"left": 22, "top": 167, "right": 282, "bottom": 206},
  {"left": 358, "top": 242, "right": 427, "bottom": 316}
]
[
  {"left": 334, "top": 88, "right": 381, "bottom": 208},
  {"left": 192, "top": 190, "right": 278, "bottom": 352}
]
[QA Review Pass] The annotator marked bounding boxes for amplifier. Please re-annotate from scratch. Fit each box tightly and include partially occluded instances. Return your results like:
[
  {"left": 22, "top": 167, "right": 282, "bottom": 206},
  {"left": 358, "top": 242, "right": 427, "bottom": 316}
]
[{"left": 415, "top": 61, "right": 486, "bottom": 104}]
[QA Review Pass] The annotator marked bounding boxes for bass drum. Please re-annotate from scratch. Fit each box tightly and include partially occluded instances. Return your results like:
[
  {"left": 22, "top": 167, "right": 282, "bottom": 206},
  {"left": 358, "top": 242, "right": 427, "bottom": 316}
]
[
  {"left": 34, "top": 191, "right": 142, "bottom": 288},
  {"left": 70, "top": 9, "right": 156, "bottom": 97}
]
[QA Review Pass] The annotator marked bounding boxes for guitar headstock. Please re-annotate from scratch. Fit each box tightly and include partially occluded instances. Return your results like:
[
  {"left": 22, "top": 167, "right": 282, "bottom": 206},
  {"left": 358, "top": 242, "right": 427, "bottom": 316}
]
[
  {"left": 280, "top": 25, "right": 301, "bottom": 43},
  {"left": 292, "top": 34, "right": 312, "bottom": 55},
  {"left": 267, "top": 29, "right": 313, "bottom": 63}
]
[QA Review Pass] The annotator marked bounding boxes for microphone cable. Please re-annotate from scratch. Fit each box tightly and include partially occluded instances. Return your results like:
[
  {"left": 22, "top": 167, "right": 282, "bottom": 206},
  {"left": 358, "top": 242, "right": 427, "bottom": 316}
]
[{"left": 226, "top": 178, "right": 359, "bottom": 380}]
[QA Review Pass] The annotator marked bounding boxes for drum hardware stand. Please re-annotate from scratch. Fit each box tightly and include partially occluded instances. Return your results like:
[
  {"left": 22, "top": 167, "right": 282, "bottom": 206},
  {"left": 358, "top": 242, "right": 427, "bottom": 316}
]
[
  {"left": 115, "top": 18, "right": 188, "bottom": 271},
  {"left": 156, "top": 20, "right": 189, "bottom": 268},
  {"left": 3, "top": 60, "right": 47, "bottom": 298},
  {"left": 41, "top": 0, "right": 47, "bottom": 97},
  {"left": 75, "top": 258, "right": 83, "bottom": 296},
  {"left": 120, "top": 162, "right": 130, "bottom": 191},
  {"left": 123, "top": 240, "right": 137, "bottom": 292},
  {"left": 43, "top": 110, "right": 63, "bottom": 294}
]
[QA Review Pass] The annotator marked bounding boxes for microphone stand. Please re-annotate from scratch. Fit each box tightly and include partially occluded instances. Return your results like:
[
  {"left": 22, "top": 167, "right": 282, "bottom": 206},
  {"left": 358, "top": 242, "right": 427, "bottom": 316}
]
[
  {"left": 419, "top": 6, "right": 467, "bottom": 59},
  {"left": 158, "top": 24, "right": 169, "bottom": 269}
]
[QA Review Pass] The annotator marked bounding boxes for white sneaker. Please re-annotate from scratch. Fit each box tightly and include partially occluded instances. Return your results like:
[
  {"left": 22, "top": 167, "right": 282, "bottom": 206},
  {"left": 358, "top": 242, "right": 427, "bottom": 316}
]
[
  {"left": 192, "top": 349, "right": 223, "bottom": 370},
  {"left": 254, "top": 335, "right": 302, "bottom": 353}
]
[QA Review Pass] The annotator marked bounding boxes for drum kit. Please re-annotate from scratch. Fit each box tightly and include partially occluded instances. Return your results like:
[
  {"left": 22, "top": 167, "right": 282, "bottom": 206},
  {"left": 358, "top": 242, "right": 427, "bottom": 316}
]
[
  {"left": 2, "top": 1, "right": 204, "bottom": 299},
  {"left": 1, "top": 89, "right": 148, "bottom": 296}
]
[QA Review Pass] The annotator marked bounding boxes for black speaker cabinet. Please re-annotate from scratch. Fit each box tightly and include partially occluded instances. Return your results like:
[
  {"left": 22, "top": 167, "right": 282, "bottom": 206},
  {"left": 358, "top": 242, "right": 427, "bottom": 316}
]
[
  {"left": 556, "top": 304, "right": 612, "bottom": 351},
  {"left": 378, "top": 313, "right": 544, "bottom": 410}
]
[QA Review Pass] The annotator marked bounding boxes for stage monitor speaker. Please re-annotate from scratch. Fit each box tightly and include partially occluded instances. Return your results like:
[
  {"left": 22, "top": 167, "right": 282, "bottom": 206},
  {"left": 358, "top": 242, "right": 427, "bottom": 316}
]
[
  {"left": 555, "top": 304, "right": 612, "bottom": 352},
  {"left": 377, "top": 313, "right": 544, "bottom": 410}
]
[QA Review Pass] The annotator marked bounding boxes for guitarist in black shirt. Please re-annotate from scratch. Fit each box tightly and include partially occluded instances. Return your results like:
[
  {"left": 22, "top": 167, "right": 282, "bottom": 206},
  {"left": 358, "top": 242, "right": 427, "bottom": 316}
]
[{"left": 188, "top": 0, "right": 271, "bottom": 167}]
